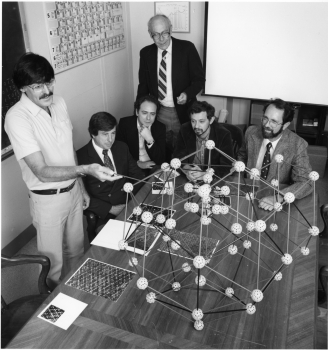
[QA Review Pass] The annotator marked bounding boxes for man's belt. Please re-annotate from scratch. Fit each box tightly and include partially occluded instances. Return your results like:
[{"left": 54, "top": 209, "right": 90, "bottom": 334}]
[{"left": 31, "top": 180, "right": 76, "bottom": 195}]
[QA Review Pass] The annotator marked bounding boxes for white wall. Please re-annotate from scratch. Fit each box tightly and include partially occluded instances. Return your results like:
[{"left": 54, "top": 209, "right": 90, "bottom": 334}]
[{"left": 1, "top": 2, "right": 135, "bottom": 249}]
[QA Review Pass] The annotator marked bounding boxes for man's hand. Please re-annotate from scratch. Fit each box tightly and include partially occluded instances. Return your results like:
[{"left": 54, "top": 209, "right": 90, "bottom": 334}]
[
  {"left": 258, "top": 195, "right": 283, "bottom": 211},
  {"left": 85, "top": 164, "right": 123, "bottom": 182},
  {"left": 183, "top": 164, "right": 205, "bottom": 182},
  {"left": 137, "top": 160, "right": 156, "bottom": 169},
  {"left": 81, "top": 190, "right": 90, "bottom": 210},
  {"left": 139, "top": 126, "right": 154, "bottom": 144},
  {"left": 177, "top": 92, "right": 187, "bottom": 105},
  {"left": 109, "top": 203, "right": 126, "bottom": 216}
]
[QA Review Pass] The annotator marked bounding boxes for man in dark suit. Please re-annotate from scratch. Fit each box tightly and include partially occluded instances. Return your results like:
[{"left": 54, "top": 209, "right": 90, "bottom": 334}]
[
  {"left": 137, "top": 14, "right": 205, "bottom": 157},
  {"left": 172, "top": 101, "right": 234, "bottom": 180},
  {"left": 77, "top": 112, "right": 144, "bottom": 231},
  {"left": 116, "top": 95, "right": 166, "bottom": 173},
  {"left": 237, "top": 98, "right": 313, "bottom": 211}
]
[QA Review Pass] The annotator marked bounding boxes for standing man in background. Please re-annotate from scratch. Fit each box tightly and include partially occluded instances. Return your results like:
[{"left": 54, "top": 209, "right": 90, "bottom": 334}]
[
  {"left": 5, "top": 53, "right": 121, "bottom": 289},
  {"left": 137, "top": 14, "right": 205, "bottom": 159}
]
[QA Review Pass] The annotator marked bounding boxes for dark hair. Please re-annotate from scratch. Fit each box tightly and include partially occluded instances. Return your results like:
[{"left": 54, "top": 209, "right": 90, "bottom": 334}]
[
  {"left": 88, "top": 112, "right": 117, "bottom": 138},
  {"left": 188, "top": 101, "right": 215, "bottom": 120},
  {"left": 134, "top": 95, "right": 159, "bottom": 114},
  {"left": 263, "top": 98, "right": 294, "bottom": 124},
  {"left": 12, "top": 52, "right": 54, "bottom": 90}
]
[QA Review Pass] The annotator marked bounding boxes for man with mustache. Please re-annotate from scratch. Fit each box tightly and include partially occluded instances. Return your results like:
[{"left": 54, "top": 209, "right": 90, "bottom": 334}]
[
  {"left": 77, "top": 112, "right": 144, "bottom": 235},
  {"left": 172, "top": 101, "right": 234, "bottom": 181},
  {"left": 5, "top": 53, "right": 121, "bottom": 289},
  {"left": 237, "top": 98, "right": 313, "bottom": 211},
  {"left": 137, "top": 14, "right": 205, "bottom": 160}
]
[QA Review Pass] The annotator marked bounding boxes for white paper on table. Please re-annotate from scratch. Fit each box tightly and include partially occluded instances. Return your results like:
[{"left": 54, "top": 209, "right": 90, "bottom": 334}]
[
  {"left": 37, "top": 292, "right": 87, "bottom": 330},
  {"left": 91, "top": 219, "right": 136, "bottom": 250}
]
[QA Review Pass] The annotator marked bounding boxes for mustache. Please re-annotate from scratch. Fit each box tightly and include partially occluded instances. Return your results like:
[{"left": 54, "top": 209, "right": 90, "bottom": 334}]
[{"left": 40, "top": 91, "right": 53, "bottom": 100}]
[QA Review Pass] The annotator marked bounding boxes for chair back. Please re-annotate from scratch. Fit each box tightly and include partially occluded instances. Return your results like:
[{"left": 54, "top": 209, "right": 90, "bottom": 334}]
[{"left": 218, "top": 122, "right": 244, "bottom": 158}]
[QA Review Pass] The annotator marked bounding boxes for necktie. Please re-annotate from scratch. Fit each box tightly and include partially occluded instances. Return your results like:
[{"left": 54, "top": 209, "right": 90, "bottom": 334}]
[
  {"left": 261, "top": 142, "right": 272, "bottom": 180},
  {"left": 158, "top": 50, "right": 167, "bottom": 101},
  {"left": 102, "top": 149, "right": 114, "bottom": 172}
]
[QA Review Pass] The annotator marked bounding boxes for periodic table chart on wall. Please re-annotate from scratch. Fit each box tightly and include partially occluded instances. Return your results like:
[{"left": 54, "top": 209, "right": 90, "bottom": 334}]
[{"left": 44, "top": 2, "right": 126, "bottom": 73}]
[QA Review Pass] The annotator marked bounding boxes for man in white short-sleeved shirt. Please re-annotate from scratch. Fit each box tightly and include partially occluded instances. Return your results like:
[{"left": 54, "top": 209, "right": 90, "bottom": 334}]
[{"left": 5, "top": 53, "right": 122, "bottom": 289}]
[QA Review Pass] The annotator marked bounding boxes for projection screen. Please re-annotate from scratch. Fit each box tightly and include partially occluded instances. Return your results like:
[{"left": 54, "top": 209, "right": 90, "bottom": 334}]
[{"left": 204, "top": 2, "right": 328, "bottom": 106}]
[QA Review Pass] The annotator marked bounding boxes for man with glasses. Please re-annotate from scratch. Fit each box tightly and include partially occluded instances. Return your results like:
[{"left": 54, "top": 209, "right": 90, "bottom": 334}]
[
  {"left": 137, "top": 14, "right": 205, "bottom": 159},
  {"left": 5, "top": 52, "right": 121, "bottom": 289},
  {"left": 237, "top": 98, "right": 312, "bottom": 211}
]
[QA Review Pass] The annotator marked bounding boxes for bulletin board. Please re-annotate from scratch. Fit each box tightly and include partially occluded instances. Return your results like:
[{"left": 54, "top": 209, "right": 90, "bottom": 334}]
[{"left": 44, "top": 2, "right": 126, "bottom": 74}]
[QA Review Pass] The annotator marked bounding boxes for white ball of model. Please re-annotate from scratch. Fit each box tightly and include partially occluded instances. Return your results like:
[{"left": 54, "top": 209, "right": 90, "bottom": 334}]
[
  {"left": 194, "top": 320, "right": 204, "bottom": 331},
  {"left": 123, "top": 182, "right": 133, "bottom": 193},
  {"left": 184, "top": 202, "right": 192, "bottom": 212},
  {"left": 225, "top": 287, "right": 234, "bottom": 298},
  {"left": 129, "top": 257, "right": 138, "bottom": 266},
  {"left": 231, "top": 223, "right": 242, "bottom": 234},
  {"left": 250, "top": 168, "right": 260, "bottom": 180},
  {"left": 161, "top": 162, "right": 170, "bottom": 171},
  {"left": 156, "top": 214, "right": 166, "bottom": 224},
  {"left": 172, "top": 282, "right": 181, "bottom": 291},
  {"left": 309, "top": 171, "right": 319, "bottom": 181},
  {"left": 203, "top": 173, "right": 213, "bottom": 184},
  {"left": 255, "top": 220, "right": 266, "bottom": 232},
  {"left": 165, "top": 218, "right": 176, "bottom": 229},
  {"left": 141, "top": 211, "right": 153, "bottom": 224},
  {"left": 170, "top": 158, "right": 181, "bottom": 169},
  {"left": 197, "top": 184, "right": 211, "bottom": 198},
  {"left": 301, "top": 246, "right": 310, "bottom": 255},
  {"left": 246, "top": 303, "right": 256, "bottom": 315},
  {"left": 274, "top": 272, "right": 283, "bottom": 281},
  {"left": 220, "top": 205, "right": 229, "bottom": 215},
  {"left": 243, "top": 240, "right": 252, "bottom": 249},
  {"left": 251, "top": 289, "right": 263, "bottom": 302},
  {"left": 274, "top": 154, "right": 284, "bottom": 163},
  {"left": 274, "top": 202, "right": 283, "bottom": 212},
  {"left": 192, "top": 308, "right": 204, "bottom": 320},
  {"left": 137, "top": 277, "right": 148, "bottom": 290},
  {"left": 195, "top": 275, "right": 206, "bottom": 286},
  {"left": 234, "top": 161, "right": 246, "bottom": 172},
  {"left": 118, "top": 240, "right": 127, "bottom": 250},
  {"left": 284, "top": 192, "right": 295, "bottom": 204},
  {"left": 205, "top": 140, "right": 215, "bottom": 149},
  {"left": 190, "top": 203, "right": 199, "bottom": 213},
  {"left": 184, "top": 183, "right": 193, "bottom": 193},
  {"left": 246, "top": 221, "right": 255, "bottom": 232},
  {"left": 146, "top": 292, "right": 156, "bottom": 303},
  {"left": 171, "top": 240, "right": 180, "bottom": 250},
  {"left": 220, "top": 186, "right": 230, "bottom": 196},
  {"left": 228, "top": 245, "right": 238, "bottom": 255},
  {"left": 133, "top": 206, "right": 142, "bottom": 216},
  {"left": 193, "top": 255, "right": 206, "bottom": 269},
  {"left": 309, "top": 226, "right": 319, "bottom": 236},
  {"left": 182, "top": 262, "right": 191, "bottom": 272},
  {"left": 281, "top": 253, "right": 293, "bottom": 265},
  {"left": 212, "top": 204, "right": 222, "bottom": 215},
  {"left": 270, "top": 223, "right": 278, "bottom": 231},
  {"left": 200, "top": 215, "right": 211, "bottom": 225}
]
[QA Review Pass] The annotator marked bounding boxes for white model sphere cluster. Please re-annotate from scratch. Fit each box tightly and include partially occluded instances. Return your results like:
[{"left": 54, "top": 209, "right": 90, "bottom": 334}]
[
  {"left": 193, "top": 255, "right": 206, "bottom": 269},
  {"left": 274, "top": 154, "right": 284, "bottom": 163},
  {"left": 203, "top": 173, "right": 212, "bottom": 184},
  {"left": 137, "top": 277, "right": 148, "bottom": 290},
  {"left": 170, "top": 158, "right": 181, "bottom": 169},
  {"left": 184, "top": 202, "right": 192, "bottom": 212},
  {"left": 220, "top": 205, "right": 229, "bottom": 215},
  {"left": 274, "top": 272, "right": 282, "bottom": 281},
  {"left": 165, "top": 218, "right": 176, "bottom": 229},
  {"left": 212, "top": 204, "right": 222, "bottom": 215},
  {"left": 284, "top": 192, "right": 295, "bottom": 204},
  {"left": 166, "top": 188, "right": 173, "bottom": 195},
  {"left": 251, "top": 289, "right": 263, "bottom": 302},
  {"left": 184, "top": 183, "right": 194, "bottom": 193},
  {"left": 271, "top": 179, "right": 279, "bottom": 187},
  {"left": 197, "top": 184, "right": 211, "bottom": 198},
  {"left": 309, "top": 226, "right": 319, "bottom": 236},
  {"left": 200, "top": 215, "right": 211, "bottom": 225},
  {"left": 205, "top": 140, "right": 215, "bottom": 149},
  {"left": 195, "top": 275, "right": 206, "bottom": 286},
  {"left": 194, "top": 320, "right": 204, "bottom": 331},
  {"left": 192, "top": 308, "right": 204, "bottom": 320},
  {"left": 118, "top": 240, "right": 127, "bottom": 250},
  {"left": 274, "top": 202, "right": 283, "bottom": 212},
  {"left": 162, "top": 234, "right": 171, "bottom": 242},
  {"left": 270, "top": 223, "right": 278, "bottom": 231},
  {"left": 146, "top": 292, "right": 156, "bottom": 303},
  {"left": 141, "top": 211, "right": 153, "bottom": 224},
  {"left": 225, "top": 287, "right": 234, "bottom": 297},
  {"left": 228, "top": 245, "right": 238, "bottom": 255},
  {"left": 234, "top": 161, "right": 246, "bottom": 172},
  {"left": 301, "top": 246, "right": 310, "bottom": 255},
  {"left": 245, "top": 192, "right": 254, "bottom": 201},
  {"left": 129, "top": 257, "right": 138, "bottom": 266},
  {"left": 231, "top": 223, "right": 242, "bottom": 234},
  {"left": 206, "top": 167, "right": 215, "bottom": 175},
  {"left": 161, "top": 162, "right": 170, "bottom": 171},
  {"left": 172, "top": 282, "right": 181, "bottom": 291},
  {"left": 246, "top": 303, "right": 256, "bottom": 315},
  {"left": 250, "top": 168, "right": 260, "bottom": 179},
  {"left": 309, "top": 171, "right": 319, "bottom": 181},
  {"left": 246, "top": 221, "right": 255, "bottom": 232},
  {"left": 156, "top": 214, "right": 166, "bottom": 224},
  {"left": 133, "top": 206, "right": 142, "bottom": 216},
  {"left": 220, "top": 186, "right": 230, "bottom": 196},
  {"left": 123, "top": 182, "right": 133, "bottom": 193},
  {"left": 281, "top": 253, "right": 293, "bottom": 265},
  {"left": 190, "top": 203, "right": 199, "bottom": 213},
  {"left": 182, "top": 262, "right": 191, "bottom": 272},
  {"left": 171, "top": 240, "right": 180, "bottom": 250},
  {"left": 255, "top": 220, "right": 266, "bottom": 232},
  {"left": 201, "top": 196, "right": 211, "bottom": 204},
  {"left": 243, "top": 240, "right": 252, "bottom": 249}
]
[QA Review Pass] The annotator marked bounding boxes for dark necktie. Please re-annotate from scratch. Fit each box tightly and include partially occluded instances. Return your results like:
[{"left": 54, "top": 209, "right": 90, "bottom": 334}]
[
  {"left": 261, "top": 142, "right": 272, "bottom": 180},
  {"left": 102, "top": 149, "right": 114, "bottom": 172},
  {"left": 158, "top": 50, "right": 167, "bottom": 101}
]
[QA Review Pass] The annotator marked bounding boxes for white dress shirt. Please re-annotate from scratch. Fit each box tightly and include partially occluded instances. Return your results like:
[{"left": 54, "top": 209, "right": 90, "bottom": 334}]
[
  {"left": 92, "top": 139, "right": 117, "bottom": 173},
  {"left": 157, "top": 40, "right": 174, "bottom": 107},
  {"left": 255, "top": 136, "right": 282, "bottom": 171}
]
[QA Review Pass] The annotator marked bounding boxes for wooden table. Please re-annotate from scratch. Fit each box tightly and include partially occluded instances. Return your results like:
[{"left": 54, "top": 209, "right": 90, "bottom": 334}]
[{"left": 8, "top": 176, "right": 322, "bottom": 349}]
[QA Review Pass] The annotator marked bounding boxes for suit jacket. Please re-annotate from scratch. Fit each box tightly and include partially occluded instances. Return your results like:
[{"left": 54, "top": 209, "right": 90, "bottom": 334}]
[
  {"left": 137, "top": 37, "right": 205, "bottom": 125},
  {"left": 172, "top": 121, "right": 234, "bottom": 177},
  {"left": 116, "top": 115, "right": 166, "bottom": 165},
  {"left": 237, "top": 125, "right": 313, "bottom": 199},
  {"left": 77, "top": 140, "right": 144, "bottom": 220}
]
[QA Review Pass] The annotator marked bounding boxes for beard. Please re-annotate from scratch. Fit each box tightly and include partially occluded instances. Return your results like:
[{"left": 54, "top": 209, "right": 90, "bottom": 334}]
[{"left": 261, "top": 124, "right": 284, "bottom": 139}]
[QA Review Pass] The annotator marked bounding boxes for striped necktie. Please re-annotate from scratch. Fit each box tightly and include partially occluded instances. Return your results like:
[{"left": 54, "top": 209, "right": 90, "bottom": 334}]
[
  {"left": 102, "top": 149, "right": 114, "bottom": 172},
  {"left": 261, "top": 142, "right": 272, "bottom": 180},
  {"left": 158, "top": 50, "right": 167, "bottom": 101}
]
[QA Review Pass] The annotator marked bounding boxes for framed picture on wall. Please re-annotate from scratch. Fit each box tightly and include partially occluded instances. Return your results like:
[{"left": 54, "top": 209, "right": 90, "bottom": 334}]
[{"left": 154, "top": 2, "right": 190, "bottom": 33}]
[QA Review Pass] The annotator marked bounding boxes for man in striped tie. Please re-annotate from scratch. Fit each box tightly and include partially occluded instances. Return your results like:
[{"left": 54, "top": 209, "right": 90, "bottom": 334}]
[{"left": 137, "top": 14, "right": 205, "bottom": 160}]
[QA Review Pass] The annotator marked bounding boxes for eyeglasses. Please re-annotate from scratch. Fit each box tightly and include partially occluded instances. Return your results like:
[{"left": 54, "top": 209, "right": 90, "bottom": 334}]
[
  {"left": 150, "top": 30, "right": 170, "bottom": 40},
  {"left": 28, "top": 79, "right": 56, "bottom": 93},
  {"left": 261, "top": 116, "right": 283, "bottom": 128}
]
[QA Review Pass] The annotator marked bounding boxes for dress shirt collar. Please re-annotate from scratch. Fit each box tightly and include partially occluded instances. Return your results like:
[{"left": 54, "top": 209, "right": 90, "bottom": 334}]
[
  {"left": 92, "top": 139, "right": 112, "bottom": 159},
  {"left": 262, "top": 135, "right": 282, "bottom": 151}
]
